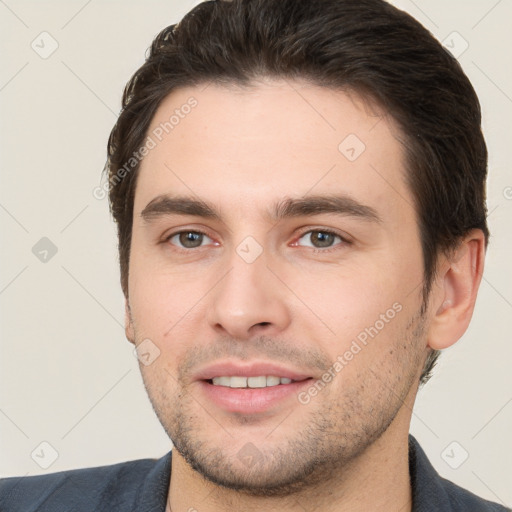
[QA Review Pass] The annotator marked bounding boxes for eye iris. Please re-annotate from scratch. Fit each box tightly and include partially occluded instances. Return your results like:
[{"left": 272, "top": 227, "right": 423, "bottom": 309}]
[
  {"left": 311, "top": 231, "right": 335, "bottom": 248},
  {"left": 179, "top": 232, "right": 203, "bottom": 248}
]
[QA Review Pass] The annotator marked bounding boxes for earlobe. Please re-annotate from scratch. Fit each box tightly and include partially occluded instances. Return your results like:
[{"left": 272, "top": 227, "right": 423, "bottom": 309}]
[
  {"left": 125, "top": 299, "right": 136, "bottom": 345},
  {"left": 427, "top": 229, "right": 486, "bottom": 350}
]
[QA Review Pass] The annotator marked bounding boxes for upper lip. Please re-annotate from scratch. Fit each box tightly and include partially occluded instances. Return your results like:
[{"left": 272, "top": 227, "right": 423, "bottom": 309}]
[{"left": 193, "top": 361, "right": 313, "bottom": 382}]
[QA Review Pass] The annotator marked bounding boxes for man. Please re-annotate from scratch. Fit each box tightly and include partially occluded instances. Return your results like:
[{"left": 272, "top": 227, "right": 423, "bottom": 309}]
[{"left": 1, "top": 0, "right": 509, "bottom": 510}]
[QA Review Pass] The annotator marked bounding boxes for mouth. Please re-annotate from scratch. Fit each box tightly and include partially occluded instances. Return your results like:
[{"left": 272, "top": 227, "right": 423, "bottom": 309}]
[
  {"left": 195, "top": 362, "right": 315, "bottom": 414},
  {"left": 194, "top": 361, "right": 313, "bottom": 383},
  {"left": 207, "top": 375, "right": 309, "bottom": 388}
]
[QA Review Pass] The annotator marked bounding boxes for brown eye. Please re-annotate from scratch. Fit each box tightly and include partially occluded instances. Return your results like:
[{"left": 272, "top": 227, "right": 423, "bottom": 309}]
[
  {"left": 296, "top": 230, "right": 343, "bottom": 249},
  {"left": 168, "top": 231, "right": 212, "bottom": 249}
]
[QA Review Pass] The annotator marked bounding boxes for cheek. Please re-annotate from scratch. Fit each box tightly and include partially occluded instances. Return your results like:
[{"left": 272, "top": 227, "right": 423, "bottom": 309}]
[
  {"left": 128, "top": 247, "right": 202, "bottom": 333},
  {"left": 128, "top": 264, "right": 214, "bottom": 378},
  {"left": 282, "top": 259, "right": 416, "bottom": 343}
]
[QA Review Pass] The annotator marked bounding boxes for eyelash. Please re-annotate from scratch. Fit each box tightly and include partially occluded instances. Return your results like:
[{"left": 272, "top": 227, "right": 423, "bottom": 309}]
[
  {"left": 294, "top": 228, "right": 351, "bottom": 253},
  {"left": 164, "top": 228, "right": 351, "bottom": 254}
]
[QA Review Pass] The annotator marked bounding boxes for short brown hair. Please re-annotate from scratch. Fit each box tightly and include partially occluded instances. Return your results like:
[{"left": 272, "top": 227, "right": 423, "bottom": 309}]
[{"left": 105, "top": 0, "right": 489, "bottom": 385}]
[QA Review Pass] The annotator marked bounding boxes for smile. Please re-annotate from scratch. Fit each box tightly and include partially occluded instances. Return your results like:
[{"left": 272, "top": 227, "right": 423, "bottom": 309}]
[{"left": 210, "top": 376, "right": 303, "bottom": 388}]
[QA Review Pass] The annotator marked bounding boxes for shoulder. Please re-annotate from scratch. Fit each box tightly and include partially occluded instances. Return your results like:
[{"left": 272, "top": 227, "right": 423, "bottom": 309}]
[
  {"left": 409, "top": 435, "right": 510, "bottom": 511},
  {"left": 438, "top": 475, "right": 511, "bottom": 511},
  {"left": 0, "top": 452, "right": 172, "bottom": 512}
]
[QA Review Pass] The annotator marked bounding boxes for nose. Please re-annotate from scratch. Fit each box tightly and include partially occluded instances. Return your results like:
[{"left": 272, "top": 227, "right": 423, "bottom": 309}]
[{"left": 206, "top": 249, "right": 292, "bottom": 341}]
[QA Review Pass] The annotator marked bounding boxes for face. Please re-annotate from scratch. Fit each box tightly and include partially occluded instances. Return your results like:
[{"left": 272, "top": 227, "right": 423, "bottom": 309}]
[{"left": 126, "top": 80, "right": 429, "bottom": 495}]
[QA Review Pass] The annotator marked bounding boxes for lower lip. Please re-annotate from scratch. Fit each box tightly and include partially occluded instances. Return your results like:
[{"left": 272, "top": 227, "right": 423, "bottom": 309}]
[{"left": 198, "top": 379, "right": 313, "bottom": 414}]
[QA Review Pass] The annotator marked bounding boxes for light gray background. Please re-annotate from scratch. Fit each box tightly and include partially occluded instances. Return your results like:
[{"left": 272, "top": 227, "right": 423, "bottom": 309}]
[{"left": 1, "top": 0, "right": 511, "bottom": 506}]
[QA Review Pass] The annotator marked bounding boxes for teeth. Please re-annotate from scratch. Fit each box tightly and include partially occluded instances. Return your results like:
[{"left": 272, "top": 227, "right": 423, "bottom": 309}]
[
  {"left": 230, "top": 376, "right": 247, "bottom": 388},
  {"left": 213, "top": 376, "right": 231, "bottom": 386},
  {"left": 247, "top": 376, "right": 266, "bottom": 388},
  {"left": 266, "top": 376, "right": 281, "bottom": 386},
  {"left": 211, "top": 376, "right": 295, "bottom": 388}
]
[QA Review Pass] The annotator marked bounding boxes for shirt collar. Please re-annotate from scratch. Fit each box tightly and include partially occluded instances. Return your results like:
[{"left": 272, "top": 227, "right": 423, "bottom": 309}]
[
  {"left": 134, "top": 449, "right": 172, "bottom": 512},
  {"left": 408, "top": 434, "right": 453, "bottom": 510}
]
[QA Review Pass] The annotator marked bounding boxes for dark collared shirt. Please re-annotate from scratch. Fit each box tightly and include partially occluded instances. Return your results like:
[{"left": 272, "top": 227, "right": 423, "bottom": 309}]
[{"left": 0, "top": 435, "right": 509, "bottom": 511}]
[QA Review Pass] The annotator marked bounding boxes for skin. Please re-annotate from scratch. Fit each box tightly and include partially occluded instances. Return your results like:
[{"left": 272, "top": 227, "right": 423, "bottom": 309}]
[{"left": 125, "top": 80, "right": 485, "bottom": 512}]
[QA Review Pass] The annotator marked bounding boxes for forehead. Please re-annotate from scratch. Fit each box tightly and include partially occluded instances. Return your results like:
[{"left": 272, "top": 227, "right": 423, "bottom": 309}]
[{"left": 134, "top": 80, "right": 413, "bottom": 225}]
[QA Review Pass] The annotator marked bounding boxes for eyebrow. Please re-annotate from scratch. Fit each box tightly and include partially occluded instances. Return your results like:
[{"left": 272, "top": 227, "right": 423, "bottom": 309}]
[{"left": 140, "top": 194, "right": 382, "bottom": 224}]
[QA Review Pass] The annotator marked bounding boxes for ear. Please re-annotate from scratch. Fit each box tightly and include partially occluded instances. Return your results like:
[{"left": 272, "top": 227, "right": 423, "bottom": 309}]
[
  {"left": 426, "top": 229, "right": 486, "bottom": 350},
  {"left": 125, "top": 298, "right": 136, "bottom": 345}
]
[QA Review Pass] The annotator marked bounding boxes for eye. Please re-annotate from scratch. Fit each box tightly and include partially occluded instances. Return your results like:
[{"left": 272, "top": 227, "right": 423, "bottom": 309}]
[
  {"left": 167, "top": 231, "right": 214, "bottom": 249},
  {"left": 295, "top": 229, "right": 346, "bottom": 249}
]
